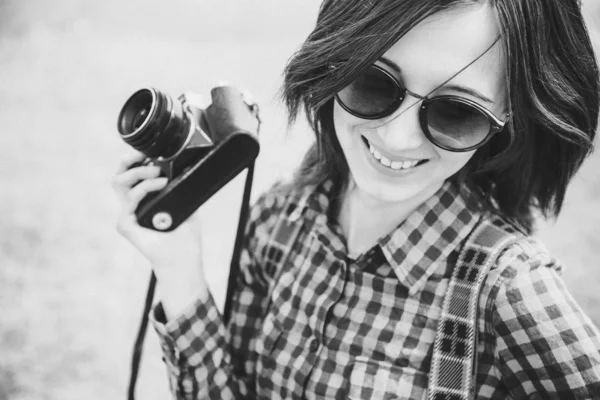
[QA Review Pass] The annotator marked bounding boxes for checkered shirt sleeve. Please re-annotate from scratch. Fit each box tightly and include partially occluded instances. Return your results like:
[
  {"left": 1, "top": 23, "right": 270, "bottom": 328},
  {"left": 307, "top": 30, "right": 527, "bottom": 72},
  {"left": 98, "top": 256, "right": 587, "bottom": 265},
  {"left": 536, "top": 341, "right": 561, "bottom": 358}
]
[
  {"left": 489, "top": 238, "right": 600, "bottom": 399},
  {"left": 150, "top": 189, "right": 286, "bottom": 399}
]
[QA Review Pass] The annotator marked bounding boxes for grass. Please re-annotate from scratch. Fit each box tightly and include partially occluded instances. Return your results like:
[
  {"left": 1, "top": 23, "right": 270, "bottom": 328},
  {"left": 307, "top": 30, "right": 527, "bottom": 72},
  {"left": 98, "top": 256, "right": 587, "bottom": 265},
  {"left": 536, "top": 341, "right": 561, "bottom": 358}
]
[{"left": 0, "top": 1, "right": 598, "bottom": 399}]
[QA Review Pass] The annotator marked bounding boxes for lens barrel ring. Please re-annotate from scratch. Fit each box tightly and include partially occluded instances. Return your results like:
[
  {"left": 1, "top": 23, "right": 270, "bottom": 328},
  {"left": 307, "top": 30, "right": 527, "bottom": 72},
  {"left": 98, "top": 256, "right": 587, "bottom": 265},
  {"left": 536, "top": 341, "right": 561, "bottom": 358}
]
[{"left": 117, "top": 88, "right": 193, "bottom": 160}]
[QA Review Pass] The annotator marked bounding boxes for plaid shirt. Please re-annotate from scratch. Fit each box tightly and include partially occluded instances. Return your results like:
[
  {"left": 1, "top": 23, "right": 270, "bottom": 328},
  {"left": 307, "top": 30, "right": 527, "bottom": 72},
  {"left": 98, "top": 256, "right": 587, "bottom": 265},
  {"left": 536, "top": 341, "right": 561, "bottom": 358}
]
[{"left": 151, "top": 180, "right": 600, "bottom": 399}]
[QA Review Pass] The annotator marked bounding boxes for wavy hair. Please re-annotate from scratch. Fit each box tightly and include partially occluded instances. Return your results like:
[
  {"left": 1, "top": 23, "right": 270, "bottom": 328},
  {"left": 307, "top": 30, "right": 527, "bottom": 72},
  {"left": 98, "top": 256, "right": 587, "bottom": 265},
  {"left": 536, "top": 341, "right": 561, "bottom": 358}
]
[{"left": 281, "top": 0, "right": 600, "bottom": 233}]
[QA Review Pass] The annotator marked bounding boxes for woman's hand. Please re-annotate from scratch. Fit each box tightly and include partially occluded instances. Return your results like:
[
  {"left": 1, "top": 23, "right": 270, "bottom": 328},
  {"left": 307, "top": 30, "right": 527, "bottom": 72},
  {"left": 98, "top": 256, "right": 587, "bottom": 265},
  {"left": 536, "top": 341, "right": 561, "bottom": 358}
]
[{"left": 112, "top": 150, "right": 208, "bottom": 318}]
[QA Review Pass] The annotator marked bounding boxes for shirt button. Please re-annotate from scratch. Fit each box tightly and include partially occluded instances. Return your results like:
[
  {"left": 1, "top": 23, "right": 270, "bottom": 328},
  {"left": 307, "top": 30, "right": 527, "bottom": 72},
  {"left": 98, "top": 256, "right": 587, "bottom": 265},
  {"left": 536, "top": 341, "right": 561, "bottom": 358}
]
[{"left": 309, "top": 338, "right": 320, "bottom": 352}]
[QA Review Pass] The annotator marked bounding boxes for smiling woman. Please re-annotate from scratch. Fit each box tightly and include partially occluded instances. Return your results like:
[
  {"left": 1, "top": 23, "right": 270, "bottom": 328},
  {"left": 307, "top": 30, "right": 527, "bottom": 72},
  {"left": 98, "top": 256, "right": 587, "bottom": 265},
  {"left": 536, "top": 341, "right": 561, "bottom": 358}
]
[
  {"left": 331, "top": 5, "right": 508, "bottom": 250},
  {"left": 112, "top": 0, "right": 600, "bottom": 399}
]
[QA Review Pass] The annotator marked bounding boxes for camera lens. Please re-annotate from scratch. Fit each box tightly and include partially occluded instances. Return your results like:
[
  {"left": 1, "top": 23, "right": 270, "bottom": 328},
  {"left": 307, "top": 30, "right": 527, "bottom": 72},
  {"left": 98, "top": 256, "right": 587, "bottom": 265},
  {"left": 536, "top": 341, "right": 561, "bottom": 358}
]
[
  {"left": 131, "top": 105, "right": 151, "bottom": 132},
  {"left": 117, "top": 88, "right": 191, "bottom": 159}
]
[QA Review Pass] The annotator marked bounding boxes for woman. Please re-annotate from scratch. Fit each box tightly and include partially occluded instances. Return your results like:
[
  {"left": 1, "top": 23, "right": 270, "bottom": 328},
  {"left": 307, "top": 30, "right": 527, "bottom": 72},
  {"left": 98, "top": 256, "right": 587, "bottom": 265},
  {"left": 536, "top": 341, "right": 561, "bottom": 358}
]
[{"left": 113, "top": 0, "right": 600, "bottom": 398}]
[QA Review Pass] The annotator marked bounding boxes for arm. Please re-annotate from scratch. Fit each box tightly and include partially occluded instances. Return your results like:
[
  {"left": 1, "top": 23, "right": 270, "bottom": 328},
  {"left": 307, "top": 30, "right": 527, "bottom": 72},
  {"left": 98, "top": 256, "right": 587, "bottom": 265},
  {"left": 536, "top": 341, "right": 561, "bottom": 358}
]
[
  {"left": 493, "top": 251, "right": 600, "bottom": 399},
  {"left": 150, "top": 194, "right": 277, "bottom": 399}
]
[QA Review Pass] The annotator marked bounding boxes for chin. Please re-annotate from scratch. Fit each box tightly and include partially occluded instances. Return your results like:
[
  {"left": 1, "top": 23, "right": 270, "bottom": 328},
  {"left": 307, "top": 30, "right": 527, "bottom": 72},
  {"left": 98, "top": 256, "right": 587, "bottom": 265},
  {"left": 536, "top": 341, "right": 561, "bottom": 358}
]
[{"left": 351, "top": 173, "right": 438, "bottom": 204}]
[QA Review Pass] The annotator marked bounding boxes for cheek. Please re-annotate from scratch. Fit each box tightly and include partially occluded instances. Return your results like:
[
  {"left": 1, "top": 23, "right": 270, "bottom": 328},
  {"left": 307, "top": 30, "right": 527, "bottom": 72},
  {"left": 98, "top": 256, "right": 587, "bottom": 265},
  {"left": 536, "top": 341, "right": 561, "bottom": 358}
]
[
  {"left": 333, "top": 103, "right": 352, "bottom": 140},
  {"left": 333, "top": 103, "right": 370, "bottom": 149},
  {"left": 439, "top": 150, "right": 476, "bottom": 175},
  {"left": 332, "top": 103, "right": 357, "bottom": 154}
]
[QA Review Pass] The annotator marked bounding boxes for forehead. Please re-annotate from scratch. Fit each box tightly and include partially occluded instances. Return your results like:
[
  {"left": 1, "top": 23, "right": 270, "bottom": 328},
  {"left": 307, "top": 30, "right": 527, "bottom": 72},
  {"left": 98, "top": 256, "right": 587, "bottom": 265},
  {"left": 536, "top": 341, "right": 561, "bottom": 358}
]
[{"left": 383, "top": 3, "right": 506, "bottom": 103}]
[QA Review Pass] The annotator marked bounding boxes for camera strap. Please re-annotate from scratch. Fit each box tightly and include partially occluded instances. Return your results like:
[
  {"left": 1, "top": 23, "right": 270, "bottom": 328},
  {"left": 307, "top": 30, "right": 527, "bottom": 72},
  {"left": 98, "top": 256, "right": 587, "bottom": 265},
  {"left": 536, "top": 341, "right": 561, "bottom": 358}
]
[
  {"left": 127, "top": 162, "right": 256, "bottom": 400},
  {"left": 127, "top": 271, "right": 156, "bottom": 400},
  {"left": 427, "top": 216, "right": 523, "bottom": 400},
  {"left": 223, "top": 161, "right": 255, "bottom": 324}
]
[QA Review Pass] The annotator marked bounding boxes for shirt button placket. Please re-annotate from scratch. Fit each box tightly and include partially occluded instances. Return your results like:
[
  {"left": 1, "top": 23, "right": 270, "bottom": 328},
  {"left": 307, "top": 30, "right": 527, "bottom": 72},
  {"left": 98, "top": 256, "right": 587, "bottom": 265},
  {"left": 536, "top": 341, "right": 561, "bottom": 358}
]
[
  {"left": 308, "top": 260, "right": 344, "bottom": 358},
  {"left": 302, "top": 259, "right": 346, "bottom": 395},
  {"left": 309, "top": 337, "right": 320, "bottom": 353}
]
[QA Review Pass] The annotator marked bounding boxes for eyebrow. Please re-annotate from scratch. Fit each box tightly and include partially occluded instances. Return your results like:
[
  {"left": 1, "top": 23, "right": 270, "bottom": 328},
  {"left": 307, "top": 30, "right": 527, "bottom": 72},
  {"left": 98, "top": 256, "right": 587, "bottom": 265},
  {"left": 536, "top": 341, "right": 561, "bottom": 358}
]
[{"left": 378, "top": 57, "right": 494, "bottom": 104}]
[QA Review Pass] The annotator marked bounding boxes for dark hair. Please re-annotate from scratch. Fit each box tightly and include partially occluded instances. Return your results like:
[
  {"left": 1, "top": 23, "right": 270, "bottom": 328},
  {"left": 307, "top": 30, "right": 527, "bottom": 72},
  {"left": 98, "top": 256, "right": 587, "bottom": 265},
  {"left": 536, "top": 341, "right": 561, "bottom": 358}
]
[{"left": 281, "top": 0, "right": 600, "bottom": 233}]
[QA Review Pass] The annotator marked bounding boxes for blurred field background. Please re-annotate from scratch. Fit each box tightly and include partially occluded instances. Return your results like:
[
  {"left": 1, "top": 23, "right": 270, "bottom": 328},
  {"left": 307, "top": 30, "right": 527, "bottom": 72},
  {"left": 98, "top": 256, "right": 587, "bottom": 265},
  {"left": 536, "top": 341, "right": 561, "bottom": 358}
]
[{"left": 0, "top": 1, "right": 599, "bottom": 399}]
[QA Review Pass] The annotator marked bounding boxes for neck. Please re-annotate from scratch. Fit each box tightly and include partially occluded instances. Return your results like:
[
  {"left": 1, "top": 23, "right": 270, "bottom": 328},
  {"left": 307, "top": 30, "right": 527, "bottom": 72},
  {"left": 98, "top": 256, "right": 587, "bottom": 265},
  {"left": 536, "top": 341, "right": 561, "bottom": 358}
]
[{"left": 337, "top": 179, "right": 442, "bottom": 257}]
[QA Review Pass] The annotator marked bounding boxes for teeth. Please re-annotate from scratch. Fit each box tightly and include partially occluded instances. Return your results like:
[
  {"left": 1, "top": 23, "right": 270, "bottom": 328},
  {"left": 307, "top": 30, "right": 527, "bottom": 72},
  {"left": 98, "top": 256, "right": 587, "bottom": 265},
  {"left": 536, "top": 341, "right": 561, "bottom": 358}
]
[
  {"left": 390, "top": 161, "right": 403, "bottom": 170},
  {"left": 367, "top": 141, "right": 421, "bottom": 170},
  {"left": 369, "top": 145, "right": 382, "bottom": 160}
]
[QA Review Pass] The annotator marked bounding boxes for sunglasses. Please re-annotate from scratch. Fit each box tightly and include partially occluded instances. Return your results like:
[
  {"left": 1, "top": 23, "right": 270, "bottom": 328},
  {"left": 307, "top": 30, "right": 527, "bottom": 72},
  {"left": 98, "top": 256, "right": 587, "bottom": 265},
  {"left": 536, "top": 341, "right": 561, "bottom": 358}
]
[{"left": 332, "top": 63, "right": 510, "bottom": 152}]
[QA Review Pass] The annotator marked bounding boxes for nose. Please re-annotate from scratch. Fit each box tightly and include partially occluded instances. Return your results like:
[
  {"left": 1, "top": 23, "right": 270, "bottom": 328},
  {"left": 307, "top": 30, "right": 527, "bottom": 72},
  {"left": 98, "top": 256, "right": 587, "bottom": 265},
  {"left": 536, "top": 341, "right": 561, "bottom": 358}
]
[{"left": 377, "top": 98, "right": 428, "bottom": 151}]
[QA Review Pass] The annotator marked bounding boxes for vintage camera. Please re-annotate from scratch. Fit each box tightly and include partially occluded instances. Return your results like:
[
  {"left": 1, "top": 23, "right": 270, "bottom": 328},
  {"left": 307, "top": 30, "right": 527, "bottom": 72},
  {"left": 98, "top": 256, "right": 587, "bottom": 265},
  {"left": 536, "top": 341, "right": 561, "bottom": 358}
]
[{"left": 117, "top": 86, "right": 260, "bottom": 231}]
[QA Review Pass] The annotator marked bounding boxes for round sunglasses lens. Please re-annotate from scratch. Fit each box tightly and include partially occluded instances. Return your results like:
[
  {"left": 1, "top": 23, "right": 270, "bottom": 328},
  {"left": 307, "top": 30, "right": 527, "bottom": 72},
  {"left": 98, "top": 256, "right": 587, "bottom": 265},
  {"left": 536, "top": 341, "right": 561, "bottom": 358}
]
[
  {"left": 337, "top": 66, "right": 401, "bottom": 118},
  {"left": 425, "top": 99, "right": 491, "bottom": 149}
]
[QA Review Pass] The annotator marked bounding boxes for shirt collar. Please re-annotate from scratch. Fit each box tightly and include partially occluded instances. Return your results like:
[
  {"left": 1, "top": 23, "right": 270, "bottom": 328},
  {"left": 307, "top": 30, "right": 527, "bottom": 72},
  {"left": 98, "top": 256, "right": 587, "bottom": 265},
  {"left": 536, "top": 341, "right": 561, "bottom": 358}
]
[
  {"left": 378, "top": 180, "right": 479, "bottom": 296},
  {"left": 287, "top": 179, "right": 479, "bottom": 296}
]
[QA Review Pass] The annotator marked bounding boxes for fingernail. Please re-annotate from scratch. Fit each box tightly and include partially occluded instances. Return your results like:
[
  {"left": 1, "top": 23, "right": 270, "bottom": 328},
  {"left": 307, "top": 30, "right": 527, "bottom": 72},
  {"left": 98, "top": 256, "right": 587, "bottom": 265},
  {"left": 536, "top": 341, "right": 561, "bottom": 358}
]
[{"left": 242, "top": 90, "right": 256, "bottom": 107}]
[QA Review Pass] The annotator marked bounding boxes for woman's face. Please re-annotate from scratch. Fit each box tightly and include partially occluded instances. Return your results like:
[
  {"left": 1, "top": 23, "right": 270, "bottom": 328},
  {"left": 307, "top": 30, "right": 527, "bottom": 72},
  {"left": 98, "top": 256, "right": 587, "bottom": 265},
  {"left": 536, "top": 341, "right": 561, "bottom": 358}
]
[{"left": 334, "top": 3, "right": 507, "bottom": 204}]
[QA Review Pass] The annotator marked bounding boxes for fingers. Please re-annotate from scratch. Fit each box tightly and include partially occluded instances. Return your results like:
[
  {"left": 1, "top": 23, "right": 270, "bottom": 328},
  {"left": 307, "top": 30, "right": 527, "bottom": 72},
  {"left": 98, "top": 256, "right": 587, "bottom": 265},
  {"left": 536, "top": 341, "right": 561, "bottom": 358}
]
[
  {"left": 113, "top": 151, "right": 168, "bottom": 237},
  {"left": 115, "top": 151, "right": 147, "bottom": 175},
  {"left": 112, "top": 165, "right": 162, "bottom": 198},
  {"left": 124, "top": 177, "right": 168, "bottom": 214},
  {"left": 116, "top": 176, "right": 168, "bottom": 237}
]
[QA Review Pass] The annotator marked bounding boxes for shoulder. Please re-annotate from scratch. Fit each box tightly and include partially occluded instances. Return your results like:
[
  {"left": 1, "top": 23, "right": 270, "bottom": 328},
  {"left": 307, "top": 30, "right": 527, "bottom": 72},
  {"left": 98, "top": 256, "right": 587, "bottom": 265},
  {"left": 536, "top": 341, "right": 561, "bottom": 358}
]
[
  {"left": 487, "top": 237, "right": 569, "bottom": 322},
  {"left": 490, "top": 236, "right": 571, "bottom": 319},
  {"left": 494, "top": 236, "right": 562, "bottom": 280},
  {"left": 479, "top": 233, "right": 600, "bottom": 397},
  {"left": 237, "top": 180, "right": 314, "bottom": 285},
  {"left": 480, "top": 232, "right": 564, "bottom": 312},
  {"left": 476, "top": 212, "right": 563, "bottom": 293},
  {"left": 477, "top": 227, "right": 597, "bottom": 341},
  {"left": 477, "top": 219, "right": 566, "bottom": 330},
  {"left": 248, "top": 180, "right": 312, "bottom": 233},
  {"left": 245, "top": 180, "right": 316, "bottom": 260}
]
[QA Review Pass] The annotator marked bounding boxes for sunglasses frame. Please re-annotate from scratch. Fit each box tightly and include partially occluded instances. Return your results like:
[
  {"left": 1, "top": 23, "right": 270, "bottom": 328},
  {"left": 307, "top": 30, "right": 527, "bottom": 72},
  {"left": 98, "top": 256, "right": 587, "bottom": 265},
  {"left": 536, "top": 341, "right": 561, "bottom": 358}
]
[{"left": 331, "top": 63, "right": 510, "bottom": 152}]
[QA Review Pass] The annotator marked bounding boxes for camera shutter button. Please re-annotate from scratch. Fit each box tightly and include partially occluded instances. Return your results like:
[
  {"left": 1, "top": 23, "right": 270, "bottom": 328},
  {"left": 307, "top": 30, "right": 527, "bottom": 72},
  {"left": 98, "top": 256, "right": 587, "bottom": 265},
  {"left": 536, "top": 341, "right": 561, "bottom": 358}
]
[{"left": 152, "top": 212, "right": 173, "bottom": 230}]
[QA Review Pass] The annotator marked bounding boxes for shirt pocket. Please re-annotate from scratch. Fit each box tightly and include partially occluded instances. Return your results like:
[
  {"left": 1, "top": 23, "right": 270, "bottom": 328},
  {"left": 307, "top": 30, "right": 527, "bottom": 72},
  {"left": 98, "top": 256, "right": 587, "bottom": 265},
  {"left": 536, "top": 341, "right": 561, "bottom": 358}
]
[{"left": 347, "top": 356, "right": 428, "bottom": 400}]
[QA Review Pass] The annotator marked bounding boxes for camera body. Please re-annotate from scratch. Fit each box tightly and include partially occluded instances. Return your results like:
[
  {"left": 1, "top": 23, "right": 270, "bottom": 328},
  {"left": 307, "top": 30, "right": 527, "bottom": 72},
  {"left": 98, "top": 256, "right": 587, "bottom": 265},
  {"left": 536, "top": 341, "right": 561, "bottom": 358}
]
[{"left": 117, "top": 86, "right": 260, "bottom": 231}]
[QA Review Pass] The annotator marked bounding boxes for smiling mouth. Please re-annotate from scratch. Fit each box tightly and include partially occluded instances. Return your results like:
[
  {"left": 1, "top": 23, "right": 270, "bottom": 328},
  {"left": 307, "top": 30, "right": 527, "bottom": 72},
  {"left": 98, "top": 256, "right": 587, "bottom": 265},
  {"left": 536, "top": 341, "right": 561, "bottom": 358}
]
[{"left": 361, "top": 136, "right": 429, "bottom": 171}]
